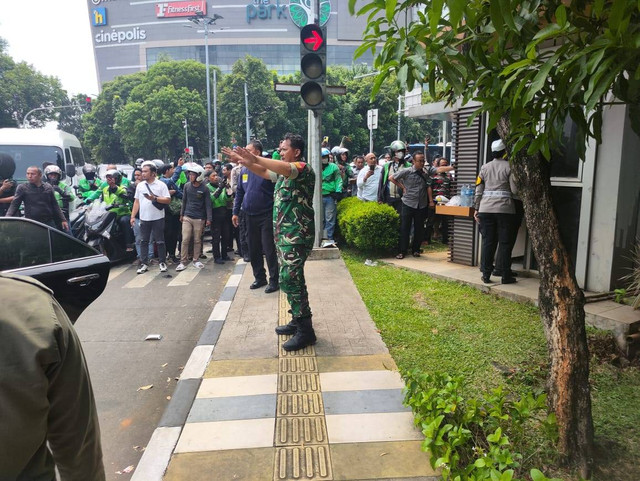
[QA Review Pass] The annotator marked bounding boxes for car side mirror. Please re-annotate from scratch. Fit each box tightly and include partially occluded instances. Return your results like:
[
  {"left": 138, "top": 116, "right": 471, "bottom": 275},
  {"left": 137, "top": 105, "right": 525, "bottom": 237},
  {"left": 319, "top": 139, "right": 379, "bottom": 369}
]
[{"left": 65, "top": 164, "right": 77, "bottom": 178}]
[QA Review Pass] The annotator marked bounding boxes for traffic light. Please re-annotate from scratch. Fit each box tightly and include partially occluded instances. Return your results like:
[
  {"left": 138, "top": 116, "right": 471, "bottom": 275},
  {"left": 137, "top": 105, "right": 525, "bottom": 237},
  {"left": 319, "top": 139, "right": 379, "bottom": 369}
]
[
  {"left": 300, "top": 24, "right": 326, "bottom": 110},
  {"left": 85, "top": 96, "right": 92, "bottom": 112}
]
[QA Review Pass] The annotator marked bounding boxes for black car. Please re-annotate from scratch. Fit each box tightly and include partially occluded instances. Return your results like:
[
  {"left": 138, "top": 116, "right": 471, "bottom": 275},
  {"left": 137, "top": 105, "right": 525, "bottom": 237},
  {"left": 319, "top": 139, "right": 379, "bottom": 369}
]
[{"left": 0, "top": 217, "right": 110, "bottom": 323}]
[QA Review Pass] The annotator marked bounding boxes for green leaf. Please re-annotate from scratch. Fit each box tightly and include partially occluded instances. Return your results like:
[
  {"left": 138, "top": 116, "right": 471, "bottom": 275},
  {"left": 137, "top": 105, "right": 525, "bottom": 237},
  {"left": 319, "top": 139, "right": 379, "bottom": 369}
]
[
  {"left": 430, "top": 0, "right": 445, "bottom": 36},
  {"left": 474, "top": 458, "right": 487, "bottom": 467},
  {"left": 555, "top": 5, "right": 567, "bottom": 28},
  {"left": 449, "top": 0, "right": 467, "bottom": 31},
  {"left": 523, "top": 55, "right": 556, "bottom": 104},
  {"left": 608, "top": 0, "right": 627, "bottom": 35},
  {"left": 385, "top": 0, "right": 396, "bottom": 22},
  {"left": 490, "top": 0, "right": 505, "bottom": 37},
  {"left": 500, "top": 470, "right": 514, "bottom": 481},
  {"left": 500, "top": 0, "right": 517, "bottom": 31},
  {"left": 500, "top": 58, "right": 534, "bottom": 77},
  {"left": 593, "top": 0, "right": 605, "bottom": 18},
  {"left": 530, "top": 469, "right": 547, "bottom": 481}
]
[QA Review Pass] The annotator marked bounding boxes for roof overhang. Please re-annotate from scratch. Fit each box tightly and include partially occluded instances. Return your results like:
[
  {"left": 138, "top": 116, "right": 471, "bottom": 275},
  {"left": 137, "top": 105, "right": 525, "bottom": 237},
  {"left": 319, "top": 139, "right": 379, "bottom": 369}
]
[{"left": 406, "top": 100, "right": 481, "bottom": 121}]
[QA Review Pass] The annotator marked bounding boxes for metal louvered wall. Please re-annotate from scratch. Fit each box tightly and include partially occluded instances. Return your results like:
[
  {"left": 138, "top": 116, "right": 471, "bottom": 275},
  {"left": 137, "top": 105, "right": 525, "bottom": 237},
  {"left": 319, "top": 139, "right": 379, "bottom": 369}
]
[{"left": 449, "top": 107, "right": 483, "bottom": 266}]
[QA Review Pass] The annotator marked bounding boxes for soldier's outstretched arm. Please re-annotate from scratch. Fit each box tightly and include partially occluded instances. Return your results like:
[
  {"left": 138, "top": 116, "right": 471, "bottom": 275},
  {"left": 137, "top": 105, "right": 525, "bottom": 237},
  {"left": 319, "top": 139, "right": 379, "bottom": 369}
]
[
  {"left": 221, "top": 147, "right": 270, "bottom": 179},
  {"left": 234, "top": 147, "right": 294, "bottom": 178}
]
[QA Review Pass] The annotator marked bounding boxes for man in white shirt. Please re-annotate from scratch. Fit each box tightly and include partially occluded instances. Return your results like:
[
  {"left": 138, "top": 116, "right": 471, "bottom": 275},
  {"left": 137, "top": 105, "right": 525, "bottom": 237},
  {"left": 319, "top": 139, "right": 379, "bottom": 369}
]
[
  {"left": 357, "top": 153, "right": 382, "bottom": 201},
  {"left": 130, "top": 161, "right": 171, "bottom": 274}
]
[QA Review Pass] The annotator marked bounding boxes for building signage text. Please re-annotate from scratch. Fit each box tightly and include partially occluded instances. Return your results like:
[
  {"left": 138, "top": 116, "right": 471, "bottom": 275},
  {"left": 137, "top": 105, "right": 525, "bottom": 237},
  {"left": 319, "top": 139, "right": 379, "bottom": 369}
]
[
  {"left": 95, "top": 27, "right": 147, "bottom": 44},
  {"left": 156, "top": 1, "right": 207, "bottom": 18},
  {"left": 246, "top": 0, "right": 288, "bottom": 24}
]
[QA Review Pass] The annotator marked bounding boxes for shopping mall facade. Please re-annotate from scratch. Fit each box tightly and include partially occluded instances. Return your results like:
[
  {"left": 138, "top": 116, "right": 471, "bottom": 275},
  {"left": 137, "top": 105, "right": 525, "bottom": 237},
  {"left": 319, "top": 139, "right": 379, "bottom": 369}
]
[{"left": 86, "top": 0, "right": 377, "bottom": 88}]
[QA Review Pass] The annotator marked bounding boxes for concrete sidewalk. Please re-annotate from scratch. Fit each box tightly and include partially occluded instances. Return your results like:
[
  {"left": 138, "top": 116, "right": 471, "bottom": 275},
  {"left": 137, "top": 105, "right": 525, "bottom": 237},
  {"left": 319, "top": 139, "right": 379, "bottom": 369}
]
[{"left": 133, "top": 256, "right": 438, "bottom": 481}]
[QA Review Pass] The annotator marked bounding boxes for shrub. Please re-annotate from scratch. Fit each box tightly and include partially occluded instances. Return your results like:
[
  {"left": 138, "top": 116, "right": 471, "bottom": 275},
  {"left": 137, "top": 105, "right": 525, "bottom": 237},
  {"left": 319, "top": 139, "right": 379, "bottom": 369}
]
[
  {"left": 337, "top": 197, "right": 399, "bottom": 252},
  {"left": 403, "top": 370, "right": 562, "bottom": 481}
]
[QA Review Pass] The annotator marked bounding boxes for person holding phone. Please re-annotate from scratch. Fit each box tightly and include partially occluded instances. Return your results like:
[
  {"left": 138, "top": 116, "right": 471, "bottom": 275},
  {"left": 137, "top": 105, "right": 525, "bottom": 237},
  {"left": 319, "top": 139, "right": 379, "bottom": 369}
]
[{"left": 356, "top": 152, "right": 382, "bottom": 202}]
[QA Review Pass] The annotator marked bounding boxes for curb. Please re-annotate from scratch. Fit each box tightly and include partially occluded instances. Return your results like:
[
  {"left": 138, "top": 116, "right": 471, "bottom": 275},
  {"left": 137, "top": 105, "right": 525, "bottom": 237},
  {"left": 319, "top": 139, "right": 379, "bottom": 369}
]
[{"left": 131, "top": 261, "right": 247, "bottom": 481}]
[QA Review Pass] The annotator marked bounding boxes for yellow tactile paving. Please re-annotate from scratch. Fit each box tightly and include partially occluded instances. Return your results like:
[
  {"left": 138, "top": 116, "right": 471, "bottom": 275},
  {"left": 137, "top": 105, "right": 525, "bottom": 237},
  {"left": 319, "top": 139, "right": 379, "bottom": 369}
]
[
  {"left": 316, "top": 354, "right": 398, "bottom": 373},
  {"left": 164, "top": 448, "right": 275, "bottom": 481},
  {"left": 330, "top": 441, "right": 436, "bottom": 480},
  {"left": 275, "top": 416, "right": 328, "bottom": 446},
  {"left": 204, "top": 358, "right": 278, "bottom": 378},
  {"left": 277, "top": 393, "right": 324, "bottom": 417},
  {"left": 274, "top": 446, "right": 333, "bottom": 481},
  {"left": 275, "top": 294, "right": 333, "bottom": 480}
]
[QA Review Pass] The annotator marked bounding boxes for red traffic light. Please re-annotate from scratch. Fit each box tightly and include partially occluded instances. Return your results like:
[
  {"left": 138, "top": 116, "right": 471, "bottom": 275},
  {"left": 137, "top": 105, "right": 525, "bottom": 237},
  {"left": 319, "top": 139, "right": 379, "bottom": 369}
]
[
  {"left": 85, "top": 97, "right": 92, "bottom": 103},
  {"left": 300, "top": 24, "right": 324, "bottom": 52}
]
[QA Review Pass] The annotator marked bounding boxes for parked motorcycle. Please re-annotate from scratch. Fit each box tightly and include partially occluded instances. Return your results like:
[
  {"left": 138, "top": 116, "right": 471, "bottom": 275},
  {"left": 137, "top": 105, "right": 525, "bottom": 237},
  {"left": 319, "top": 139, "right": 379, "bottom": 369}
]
[{"left": 78, "top": 200, "right": 133, "bottom": 263}]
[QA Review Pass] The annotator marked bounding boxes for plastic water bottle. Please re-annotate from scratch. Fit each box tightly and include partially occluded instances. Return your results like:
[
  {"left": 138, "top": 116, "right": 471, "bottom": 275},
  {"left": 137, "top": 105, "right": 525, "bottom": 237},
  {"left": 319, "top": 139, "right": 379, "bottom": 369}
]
[{"left": 461, "top": 185, "right": 474, "bottom": 207}]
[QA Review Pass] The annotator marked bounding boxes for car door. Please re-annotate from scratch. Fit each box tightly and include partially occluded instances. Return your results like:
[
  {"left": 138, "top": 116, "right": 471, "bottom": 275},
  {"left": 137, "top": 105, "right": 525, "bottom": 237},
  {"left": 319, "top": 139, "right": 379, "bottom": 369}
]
[{"left": 0, "top": 217, "right": 110, "bottom": 323}]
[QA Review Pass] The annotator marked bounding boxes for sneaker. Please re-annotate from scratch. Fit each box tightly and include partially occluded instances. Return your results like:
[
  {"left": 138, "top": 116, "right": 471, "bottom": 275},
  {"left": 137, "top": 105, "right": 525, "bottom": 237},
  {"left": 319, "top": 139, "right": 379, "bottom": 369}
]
[
  {"left": 175, "top": 263, "right": 186, "bottom": 272},
  {"left": 193, "top": 261, "right": 205, "bottom": 269},
  {"left": 136, "top": 264, "right": 149, "bottom": 274},
  {"left": 214, "top": 258, "right": 225, "bottom": 265},
  {"left": 159, "top": 262, "right": 168, "bottom": 273},
  {"left": 199, "top": 254, "right": 207, "bottom": 259}
]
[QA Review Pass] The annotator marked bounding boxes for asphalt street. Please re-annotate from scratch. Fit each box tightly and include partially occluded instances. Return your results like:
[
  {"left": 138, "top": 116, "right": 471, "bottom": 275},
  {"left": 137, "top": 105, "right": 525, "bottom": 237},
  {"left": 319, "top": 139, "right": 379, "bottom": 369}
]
[{"left": 74, "top": 254, "right": 235, "bottom": 480}]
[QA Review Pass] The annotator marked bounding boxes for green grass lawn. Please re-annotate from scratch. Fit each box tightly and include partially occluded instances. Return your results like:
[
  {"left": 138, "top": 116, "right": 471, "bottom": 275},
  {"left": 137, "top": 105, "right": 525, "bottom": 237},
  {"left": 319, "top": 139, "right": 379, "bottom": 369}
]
[{"left": 342, "top": 249, "right": 640, "bottom": 481}]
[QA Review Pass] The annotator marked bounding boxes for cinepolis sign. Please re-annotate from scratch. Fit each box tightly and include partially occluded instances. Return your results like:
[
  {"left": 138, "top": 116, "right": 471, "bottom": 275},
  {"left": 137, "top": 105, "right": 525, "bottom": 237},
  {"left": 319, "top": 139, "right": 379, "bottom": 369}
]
[{"left": 156, "top": 1, "right": 206, "bottom": 18}]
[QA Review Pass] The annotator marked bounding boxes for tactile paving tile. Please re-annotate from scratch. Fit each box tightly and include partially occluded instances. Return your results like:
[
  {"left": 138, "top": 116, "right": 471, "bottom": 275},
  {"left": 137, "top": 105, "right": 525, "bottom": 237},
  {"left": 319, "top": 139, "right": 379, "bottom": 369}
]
[
  {"left": 274, "top": 446, "right": 333, "bottom": 480},
  {"left": 279, "top": 373, "right": 321, "bottom": 393},
  {"left": 275, "top": 288, "right": 332, "bottom": 480},
  {"left": 277, "top": 393, "right": 324, "bottom": 417},
  {"left": 279, "top": 340, "right": 316, "bottom": 357},
  {"left": 279, "top": 357, "right": 318, "bottom": 373},
  {"left": 275, "top": 416, "right": 328, "bottom": 446}
]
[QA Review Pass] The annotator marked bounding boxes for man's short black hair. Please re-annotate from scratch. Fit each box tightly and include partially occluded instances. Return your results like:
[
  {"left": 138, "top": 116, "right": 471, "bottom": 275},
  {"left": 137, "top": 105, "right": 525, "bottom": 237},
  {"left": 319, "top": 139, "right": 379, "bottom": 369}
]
[
  {"left": 412, "top": 151, "right": 425, "bottom": 160},
  {"left": 284, "top": 133, "right": 305, "bottom": 157},
  {"left": 223, "top": 163, "right": 233, "bottom": 172},
  {"left": 158, "top": 164, "right": 172, "bottom": 176},
  {"left": 249, "top": 139, "right": 263, "bottom": 153}
]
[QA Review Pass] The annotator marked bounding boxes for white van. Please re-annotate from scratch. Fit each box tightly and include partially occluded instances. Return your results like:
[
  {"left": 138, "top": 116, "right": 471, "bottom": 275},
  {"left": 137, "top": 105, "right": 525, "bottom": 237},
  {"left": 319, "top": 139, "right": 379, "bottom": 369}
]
[{"left": 0, "top": 128, "right": 86, "bottom": 184}]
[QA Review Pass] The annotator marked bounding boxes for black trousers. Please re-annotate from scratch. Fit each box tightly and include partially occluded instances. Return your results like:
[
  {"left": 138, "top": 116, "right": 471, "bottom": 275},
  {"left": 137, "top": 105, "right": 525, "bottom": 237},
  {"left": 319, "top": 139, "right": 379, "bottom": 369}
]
[
  {"left": 211, "top": 207, "right": 231, "bottom": 259},
  {"left": 495, "top": 200, "right": 524, "bottom": 273},
  {"left": 399, "top": 204, "right": 427, "bottom": 254},
  {"left": 479, "top": 212, "right": 513, "bottom": 277},
  {"left": 238, "top": 209, "right": 249, "bottom": 257},
  {"left": 247, "top": 211, "right": 279, "bottom": 285},
  {"left": 425, "top": 211, "right": 450, "bottom": 244},
  {"left": 164, "top": 212, "right": 180, "bottom": 259}
]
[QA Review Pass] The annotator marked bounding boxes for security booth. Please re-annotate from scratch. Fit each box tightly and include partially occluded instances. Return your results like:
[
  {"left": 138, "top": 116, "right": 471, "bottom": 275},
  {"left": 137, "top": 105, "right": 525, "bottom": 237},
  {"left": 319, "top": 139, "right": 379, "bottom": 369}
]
[{"left": 407, "top": 99, "right": 640, "bottom": 293}]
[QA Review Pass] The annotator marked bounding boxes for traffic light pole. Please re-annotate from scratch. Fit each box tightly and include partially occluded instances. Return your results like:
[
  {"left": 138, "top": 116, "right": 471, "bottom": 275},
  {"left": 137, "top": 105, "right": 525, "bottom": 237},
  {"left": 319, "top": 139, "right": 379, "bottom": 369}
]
[{"left": 309, "top": 110, "right": 323, "bottom": 248}]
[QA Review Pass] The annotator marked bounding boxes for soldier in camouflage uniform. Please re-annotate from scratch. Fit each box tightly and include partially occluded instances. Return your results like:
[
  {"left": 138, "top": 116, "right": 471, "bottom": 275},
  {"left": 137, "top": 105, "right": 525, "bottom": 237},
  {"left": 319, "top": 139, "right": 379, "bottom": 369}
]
[{"left": 222, "top": 133, "right": 317, "bottom": 351}]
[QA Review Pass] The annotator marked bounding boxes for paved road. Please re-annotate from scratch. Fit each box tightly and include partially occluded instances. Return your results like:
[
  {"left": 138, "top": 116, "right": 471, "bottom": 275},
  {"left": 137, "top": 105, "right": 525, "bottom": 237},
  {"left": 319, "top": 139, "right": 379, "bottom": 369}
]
[{"left": 74, "top": 255, "right": 235, "bottom": 480}]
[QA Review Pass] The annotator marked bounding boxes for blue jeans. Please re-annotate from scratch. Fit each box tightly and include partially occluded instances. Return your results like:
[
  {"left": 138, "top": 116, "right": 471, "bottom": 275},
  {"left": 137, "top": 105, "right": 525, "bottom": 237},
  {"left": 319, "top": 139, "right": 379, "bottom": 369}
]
[
  {"left": 133, "top": 218, "right": 153, "bottom": 259},
  {"left": 322, "top": 195, "right": 337, "bottom": 240}
]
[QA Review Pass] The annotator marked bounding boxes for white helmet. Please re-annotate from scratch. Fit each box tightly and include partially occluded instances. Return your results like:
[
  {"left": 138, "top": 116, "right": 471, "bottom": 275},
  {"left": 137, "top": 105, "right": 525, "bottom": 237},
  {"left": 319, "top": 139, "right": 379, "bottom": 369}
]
[
  {"left": 185, "top": 163, "right": 205, "bottom": 182},
  {"left": 141, "top": 160, "right": 158, "bottom": 172},
  {"left": 44, "top": 165, "right": 62, "bottom": 177}
]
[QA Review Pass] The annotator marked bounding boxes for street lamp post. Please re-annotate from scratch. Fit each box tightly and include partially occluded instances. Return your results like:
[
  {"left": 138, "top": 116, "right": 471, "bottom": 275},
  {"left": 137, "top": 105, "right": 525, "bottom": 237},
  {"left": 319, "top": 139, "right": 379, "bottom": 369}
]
[{"left": 188, "top": 12, "right": 222, "bottom": 163}]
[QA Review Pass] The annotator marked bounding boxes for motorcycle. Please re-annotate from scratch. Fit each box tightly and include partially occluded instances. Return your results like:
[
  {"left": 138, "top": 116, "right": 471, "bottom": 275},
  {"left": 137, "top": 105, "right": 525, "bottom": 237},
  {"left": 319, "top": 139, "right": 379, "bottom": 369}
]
[{"left": 78, "top": 200, "right": 133, "bottom": 263}]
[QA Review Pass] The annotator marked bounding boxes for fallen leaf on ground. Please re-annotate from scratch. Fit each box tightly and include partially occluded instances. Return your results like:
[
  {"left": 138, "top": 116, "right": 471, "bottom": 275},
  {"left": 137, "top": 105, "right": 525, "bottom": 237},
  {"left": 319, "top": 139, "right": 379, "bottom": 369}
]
[
  {"left": 380, "top": 452, "right": 388, "bottom": 456},
  {"left": 161, "top": 363, "right": 168, "bottom": 368},
  {"left": 115, "top": 465, "right": 135, "bottom": 474},
  {"left": 137, "top": 384, "right": 153, "bottom": 391},
  {"left": 167, "top": 377, "right": 171, "bottom": 383},
  {"left": 166, "top": 396, "right": 172, "bottom": 400},
  {"left": 133, "top": 445, "right": 145, "bottom": 452},
  {"left": 432, "top": 328, "right": 439, "bottom": 334}
]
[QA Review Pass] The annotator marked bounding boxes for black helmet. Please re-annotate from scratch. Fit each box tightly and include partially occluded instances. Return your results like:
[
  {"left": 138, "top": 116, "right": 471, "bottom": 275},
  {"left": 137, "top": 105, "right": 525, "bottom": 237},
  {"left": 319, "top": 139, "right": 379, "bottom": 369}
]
[{"left": 82, "top": 163, "right": 97, "bottom": 180}]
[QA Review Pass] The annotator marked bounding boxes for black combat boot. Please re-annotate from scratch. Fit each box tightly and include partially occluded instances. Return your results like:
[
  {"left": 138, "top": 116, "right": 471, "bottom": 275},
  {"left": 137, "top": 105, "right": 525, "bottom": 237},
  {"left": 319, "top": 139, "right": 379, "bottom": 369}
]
[
  {"left": 276, "top": 317, "right": 298, "bottom": 335},
  {"left": 282, "top": 316, "right": 316, "bottom": 351}
]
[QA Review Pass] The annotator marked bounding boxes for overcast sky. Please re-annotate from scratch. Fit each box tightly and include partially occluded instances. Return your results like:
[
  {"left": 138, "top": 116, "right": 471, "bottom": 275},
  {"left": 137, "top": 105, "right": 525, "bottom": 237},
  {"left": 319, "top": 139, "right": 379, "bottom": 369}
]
[{"left": 0, "top": 0, "right": 99, "bottom": 96}]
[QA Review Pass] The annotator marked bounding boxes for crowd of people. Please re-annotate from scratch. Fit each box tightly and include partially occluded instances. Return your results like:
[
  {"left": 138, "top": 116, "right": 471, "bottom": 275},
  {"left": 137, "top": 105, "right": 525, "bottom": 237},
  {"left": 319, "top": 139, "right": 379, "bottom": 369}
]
[{"left": 320, "top": 139, "right": 455, "bottom": 258}]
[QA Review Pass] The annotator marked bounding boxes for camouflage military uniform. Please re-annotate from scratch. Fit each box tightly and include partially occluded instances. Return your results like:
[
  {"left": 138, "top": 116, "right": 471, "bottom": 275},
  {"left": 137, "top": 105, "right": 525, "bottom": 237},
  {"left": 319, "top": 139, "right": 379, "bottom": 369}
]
[{"left": 270, "top": 161, "right": 315, "bottom": 319}]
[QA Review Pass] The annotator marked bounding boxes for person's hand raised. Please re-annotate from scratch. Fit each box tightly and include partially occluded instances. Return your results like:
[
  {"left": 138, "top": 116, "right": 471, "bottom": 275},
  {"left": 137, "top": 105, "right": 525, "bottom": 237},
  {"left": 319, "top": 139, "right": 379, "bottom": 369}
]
[
  {"left": 221, "top": 146, "right": 244, "bottom": 164},
  {"left": 233, "top": 146, "right": 258, "bottom": 166}
]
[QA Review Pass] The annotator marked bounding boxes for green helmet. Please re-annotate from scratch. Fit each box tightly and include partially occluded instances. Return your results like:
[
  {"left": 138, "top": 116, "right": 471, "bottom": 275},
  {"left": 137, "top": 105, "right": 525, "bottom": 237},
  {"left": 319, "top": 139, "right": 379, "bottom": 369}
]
[{"left": 390, "top": 140, "right": 406, "bottom": 153}]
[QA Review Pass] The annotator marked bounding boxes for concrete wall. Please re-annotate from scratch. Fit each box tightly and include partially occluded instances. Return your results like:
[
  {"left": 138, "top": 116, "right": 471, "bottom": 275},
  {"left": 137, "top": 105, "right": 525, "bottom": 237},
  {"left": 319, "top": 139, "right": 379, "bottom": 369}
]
[{"left": 587, "top": 104, "right": 640, "bottom": 291}]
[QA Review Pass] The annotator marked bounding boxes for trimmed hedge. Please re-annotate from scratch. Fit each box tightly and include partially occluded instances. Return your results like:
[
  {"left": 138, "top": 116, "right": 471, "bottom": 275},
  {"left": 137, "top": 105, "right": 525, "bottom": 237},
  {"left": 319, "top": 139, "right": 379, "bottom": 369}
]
[{"left": 337, "top": 197, "right": 399, "bottom": 252}]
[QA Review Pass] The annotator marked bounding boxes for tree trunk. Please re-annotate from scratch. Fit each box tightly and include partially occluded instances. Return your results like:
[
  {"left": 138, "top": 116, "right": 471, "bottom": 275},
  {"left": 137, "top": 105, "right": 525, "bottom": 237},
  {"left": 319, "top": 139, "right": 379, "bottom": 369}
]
[{"left": 497, "top": 118, "right": 593, "bottom": 478}]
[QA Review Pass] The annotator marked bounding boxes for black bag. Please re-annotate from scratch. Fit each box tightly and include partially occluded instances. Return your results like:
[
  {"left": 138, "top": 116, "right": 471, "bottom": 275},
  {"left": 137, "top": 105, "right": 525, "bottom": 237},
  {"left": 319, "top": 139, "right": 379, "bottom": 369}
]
[{"left": 145, "top": 183, "right": 167, "bottom": 211}]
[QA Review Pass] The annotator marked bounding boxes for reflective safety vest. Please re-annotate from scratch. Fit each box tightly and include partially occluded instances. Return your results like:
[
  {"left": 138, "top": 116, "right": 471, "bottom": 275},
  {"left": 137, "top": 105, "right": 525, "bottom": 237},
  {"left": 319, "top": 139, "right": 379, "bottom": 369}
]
[{"left": 102, "top": 185, "right": 131, "bottom": 217}]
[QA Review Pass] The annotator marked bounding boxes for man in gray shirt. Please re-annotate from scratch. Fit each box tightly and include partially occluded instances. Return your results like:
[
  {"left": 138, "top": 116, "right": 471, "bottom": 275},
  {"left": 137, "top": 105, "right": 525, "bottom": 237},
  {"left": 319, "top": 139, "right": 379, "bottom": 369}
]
[
  {"left": 390, "top": 151, "right": 454, "bottom": 259},
  {"left": 177, "top": 164, "right": 212, "bottom": 271}
]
